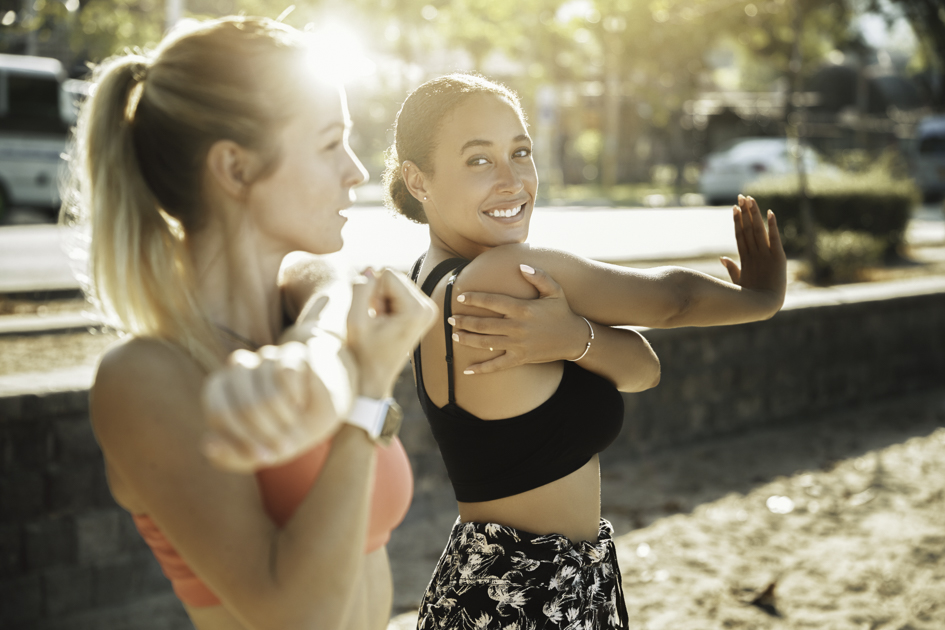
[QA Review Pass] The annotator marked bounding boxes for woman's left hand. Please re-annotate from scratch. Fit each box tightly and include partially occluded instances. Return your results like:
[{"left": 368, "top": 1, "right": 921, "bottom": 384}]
[
  {"left": 719, "top": 194, "right": 787, "bottom": 315},
  {"left": 448, "top": 265, "right": 588, "bottom": 374}
]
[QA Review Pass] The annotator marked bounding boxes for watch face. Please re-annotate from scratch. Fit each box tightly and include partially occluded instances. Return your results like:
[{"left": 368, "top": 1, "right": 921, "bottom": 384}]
[{"left": 377, "top": 401, "right": 404, "bottom": 447}]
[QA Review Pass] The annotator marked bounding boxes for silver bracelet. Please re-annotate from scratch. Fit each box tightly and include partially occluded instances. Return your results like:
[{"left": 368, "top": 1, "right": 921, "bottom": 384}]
[{"left": 569, "top": 316, "right": 594, "bottom": 362}]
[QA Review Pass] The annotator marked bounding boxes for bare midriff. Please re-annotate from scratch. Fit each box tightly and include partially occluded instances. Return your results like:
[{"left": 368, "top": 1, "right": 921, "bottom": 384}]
[
  {"left": 182, "top": 547, "right": 393, "bottom": 630},
  {"left": 457, "top": 455, "right": 601, "bottom": 544}
]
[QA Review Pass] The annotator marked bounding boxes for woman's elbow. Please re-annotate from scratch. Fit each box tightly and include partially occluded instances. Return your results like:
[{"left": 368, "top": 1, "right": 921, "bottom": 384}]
[
  {"left": 618, "top": 355, "right": 660, "bottom": 393},
  {"left": 644, "top": 362, "right": 661, "bottom": 390},
  {"left": 649, "top": 269, "right": 694, "bottom": 329}
]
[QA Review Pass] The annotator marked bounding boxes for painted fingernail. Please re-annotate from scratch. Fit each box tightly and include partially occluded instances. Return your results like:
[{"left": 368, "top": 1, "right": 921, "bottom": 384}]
[
  {"left": 520, "top": 264, "right": 535, "bottom": 275},
  {"left": 457, "top": 294, "right": 465, "bottom": 303},
  {"left": 448, "top": 317, "right": 456, "bottom": 326},
  {"left": 452, "top": 333, "right": 459, "bottom": 342},
  {"left": 463, "top": 369, "right": 474, "bottom": 375}
]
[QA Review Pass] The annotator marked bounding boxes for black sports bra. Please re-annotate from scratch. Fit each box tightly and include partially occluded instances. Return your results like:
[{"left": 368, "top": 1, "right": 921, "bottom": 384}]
[{"left": 410, "top": 255, "right": 624, "bottom": 502}]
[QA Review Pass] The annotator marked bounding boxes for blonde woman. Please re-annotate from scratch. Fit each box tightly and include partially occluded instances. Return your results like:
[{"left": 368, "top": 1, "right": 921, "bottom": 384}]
[{"left": 67, "top": 16, "right": 436, "bottom": 630}]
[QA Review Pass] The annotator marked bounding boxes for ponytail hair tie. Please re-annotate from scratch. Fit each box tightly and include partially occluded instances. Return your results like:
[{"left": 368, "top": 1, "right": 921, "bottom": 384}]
[{"left": 131, "top": 59, "right": 150, "bottom": 83}]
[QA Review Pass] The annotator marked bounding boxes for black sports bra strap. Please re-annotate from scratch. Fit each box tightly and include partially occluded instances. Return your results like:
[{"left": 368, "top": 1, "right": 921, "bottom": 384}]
[
  {"left": 412, "top": 256, "right": 470, "bottom": 407},
  {"left": 442, "top": 264, "right": 468, "bottom": 405},
  {"left": 419, "top": 258, "right": 469, "bottom": 296}
]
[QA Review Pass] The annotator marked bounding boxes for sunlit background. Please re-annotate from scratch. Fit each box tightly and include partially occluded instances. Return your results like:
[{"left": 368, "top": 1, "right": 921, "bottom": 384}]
[{"left": 1, "top": 0, "right": 942, "bottom": 204}]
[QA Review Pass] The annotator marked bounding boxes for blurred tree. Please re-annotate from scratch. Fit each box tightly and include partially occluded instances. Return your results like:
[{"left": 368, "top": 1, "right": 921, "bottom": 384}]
[
  {"left": 72, "top": 0, "right": 164, "bottom": 62},
  {"left": 5, "top": 0, "right": 889, "bottom": 183},
  {"left": 884, "top": 0, "right": 945, "bottom": 106}
]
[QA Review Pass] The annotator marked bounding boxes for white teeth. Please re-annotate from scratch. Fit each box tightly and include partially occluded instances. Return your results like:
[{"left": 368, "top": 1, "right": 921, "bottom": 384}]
[{"left": 487, "top": 204, "right": 523, "bottom": 218}]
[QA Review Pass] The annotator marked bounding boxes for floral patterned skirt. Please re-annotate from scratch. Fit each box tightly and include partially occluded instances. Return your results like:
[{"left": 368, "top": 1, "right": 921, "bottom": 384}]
[{"left": 417, "top": 518, "right": 628, "bottom": 630}]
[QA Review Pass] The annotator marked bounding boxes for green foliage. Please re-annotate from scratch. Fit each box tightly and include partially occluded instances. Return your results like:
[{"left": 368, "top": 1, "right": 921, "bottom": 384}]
[
  {"left": 811, "top": 230, "right": 886, "bottom": 284},
  {"left": 74, "top": 0, "right": 164, "bottom": 61},
  {"left": 15, "top": 0, "right": 864, "bottom": 129},
  {"left": 745, "top": 169, "right": 920, "bottom": 255}
]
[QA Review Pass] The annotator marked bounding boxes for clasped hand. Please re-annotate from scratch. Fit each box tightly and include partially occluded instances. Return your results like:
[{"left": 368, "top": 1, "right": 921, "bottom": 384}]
[
  {"left": 201, "top": 269, "right": 437, "bottom": 472},
  {"left": 446, "top": 265, "right": 588, "bottom": 374}
]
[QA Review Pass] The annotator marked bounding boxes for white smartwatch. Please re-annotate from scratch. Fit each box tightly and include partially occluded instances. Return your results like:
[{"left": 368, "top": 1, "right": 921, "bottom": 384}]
[{"left": 346, "top": 396, "right": 403, "bottom": 446}]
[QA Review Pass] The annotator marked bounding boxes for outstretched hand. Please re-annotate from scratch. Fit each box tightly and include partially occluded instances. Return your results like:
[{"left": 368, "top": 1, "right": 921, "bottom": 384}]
[
  {"left": 719, "top": 194, "right": 787, "bottom": 313},
  {"left": 449, "top": 264, "right": 588, "bottom": 374}
]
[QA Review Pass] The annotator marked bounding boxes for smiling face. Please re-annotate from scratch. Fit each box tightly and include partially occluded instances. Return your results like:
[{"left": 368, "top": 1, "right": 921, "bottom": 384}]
[
  {"left": 246, "top": 84, "right": 368, "bottom": 256},
  {"left": 420, "top": 93, "right": 538, "bottom": 259}
]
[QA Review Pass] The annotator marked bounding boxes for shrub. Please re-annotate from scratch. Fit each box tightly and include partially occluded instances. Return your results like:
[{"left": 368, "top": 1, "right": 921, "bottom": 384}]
[
  {"left": 810, "top": 230, "right": 886, "bottom": 284},
  {"left": 744, "top": 170, "right": 919, "bottom": 256}
]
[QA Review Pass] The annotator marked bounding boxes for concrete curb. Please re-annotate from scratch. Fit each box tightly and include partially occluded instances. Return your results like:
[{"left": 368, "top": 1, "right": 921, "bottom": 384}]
[{"left": 0, "top": 313, "right": 103, "bottom": 336}]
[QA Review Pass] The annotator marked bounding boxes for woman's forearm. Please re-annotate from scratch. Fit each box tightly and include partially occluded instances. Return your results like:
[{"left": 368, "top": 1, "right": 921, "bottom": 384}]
[
  {"left": 208, "top": 331, "right": 382, "bottom": 628},
  {"left": 575, "top": 324, "right": 660, "bottom": 393},
  {"left": 263, "top": 425, "right": 377, "bottom": 630},
  {"left": 657, "top": 267, "right": 782, "bottom": 329}
]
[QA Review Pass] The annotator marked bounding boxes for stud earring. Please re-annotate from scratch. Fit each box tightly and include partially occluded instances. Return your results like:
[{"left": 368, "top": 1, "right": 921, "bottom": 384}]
[{"left": 423, "top": 196, "right": 428, "bottom": 201}]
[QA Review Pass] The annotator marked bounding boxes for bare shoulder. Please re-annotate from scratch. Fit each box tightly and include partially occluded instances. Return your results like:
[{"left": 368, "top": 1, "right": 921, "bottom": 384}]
[
  {"left": 280, "top": 252, "right": 338, "bottom": 291},
  {"left": 457, "top": 243, "right": 601, "bottom": 297},
  {"left": 453, "top": 244, "right": 543, "bottom": 300},
  {"left": 91, "top": 336, "right": 205, "bottom": 445},
  {"left": 94, "top": 336, "right": 203, "bottom": 399},
  {"left": 280, "top": 253, "right": 340, "bottom": 322}
]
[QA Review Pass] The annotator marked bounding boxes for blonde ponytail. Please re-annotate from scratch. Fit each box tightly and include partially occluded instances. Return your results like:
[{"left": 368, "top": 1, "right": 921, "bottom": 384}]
[
  {"left": 63, "top": 17, "right": 310, "bottom": 371},
  {"left": 69, "top": 55, "right": 221, "bottom": 369}
]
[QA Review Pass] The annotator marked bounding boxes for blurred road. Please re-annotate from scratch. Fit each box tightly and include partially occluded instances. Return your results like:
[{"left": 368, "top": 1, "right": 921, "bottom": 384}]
[{"left": 1, "top": 203, "right": 942, "bottom": 294}]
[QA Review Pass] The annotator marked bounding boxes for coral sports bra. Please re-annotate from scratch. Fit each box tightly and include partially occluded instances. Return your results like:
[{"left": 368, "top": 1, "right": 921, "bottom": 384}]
[
  {"left": 411, "top": 255, "right": 624, "bottom": 503},
  {"left": 133, "top": 436, "right": 412, "bottom": 608}
]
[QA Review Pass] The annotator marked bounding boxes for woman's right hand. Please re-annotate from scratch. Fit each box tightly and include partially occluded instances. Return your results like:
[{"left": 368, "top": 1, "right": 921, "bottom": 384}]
[
  {"left": 202, "top": 341, "right": 337, "bottom": 472},
  {"left": 346, "top": 268, "right": 438, "bottom": 399}
]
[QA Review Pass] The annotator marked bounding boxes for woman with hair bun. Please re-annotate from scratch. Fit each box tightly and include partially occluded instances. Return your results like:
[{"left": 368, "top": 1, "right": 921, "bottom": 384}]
[
  {"left": 67, "top": 16, "right": 436, "bottom": 630},
  {"left": 383, "top": 73, "right": 787, "bottom": 629}
]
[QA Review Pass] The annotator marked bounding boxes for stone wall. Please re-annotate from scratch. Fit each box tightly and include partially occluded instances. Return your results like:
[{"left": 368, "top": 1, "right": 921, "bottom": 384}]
[
  {"left": 2, "top": 279, "right": 944, "bottom": 629},
  {"left": 0, "top": 391, "right": 191, "bottom": 630},
  {"left": 618, "top": 289, "right": 945, "bottom": 455}
]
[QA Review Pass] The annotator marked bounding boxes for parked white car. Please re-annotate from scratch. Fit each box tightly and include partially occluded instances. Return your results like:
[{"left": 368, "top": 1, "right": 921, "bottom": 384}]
[
  {"left": 699, "top": 137, "right": 827, "bottom": 205},
  {"left": 0, "top": 53, "right": 88, "bottom": 221},
  {"left": 914, "top": 115, "right": 945, "bottom": 200}
]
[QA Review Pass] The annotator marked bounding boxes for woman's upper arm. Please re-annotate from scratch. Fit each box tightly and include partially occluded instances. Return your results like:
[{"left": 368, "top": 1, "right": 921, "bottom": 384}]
[
  {"left": 91, "top": 339, "right": 279, "bottom": 607},
  {"left": 458, "top": 243, "right": 687, "bottom": 327}
]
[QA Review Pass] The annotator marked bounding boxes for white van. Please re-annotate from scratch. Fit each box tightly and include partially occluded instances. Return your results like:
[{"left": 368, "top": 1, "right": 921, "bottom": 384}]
[
  {"left": 915, "top": 115, "right": 945, "bottom": 201},
  {"left": 0, "top": 53, "right": 88, "bottom": 220}
]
